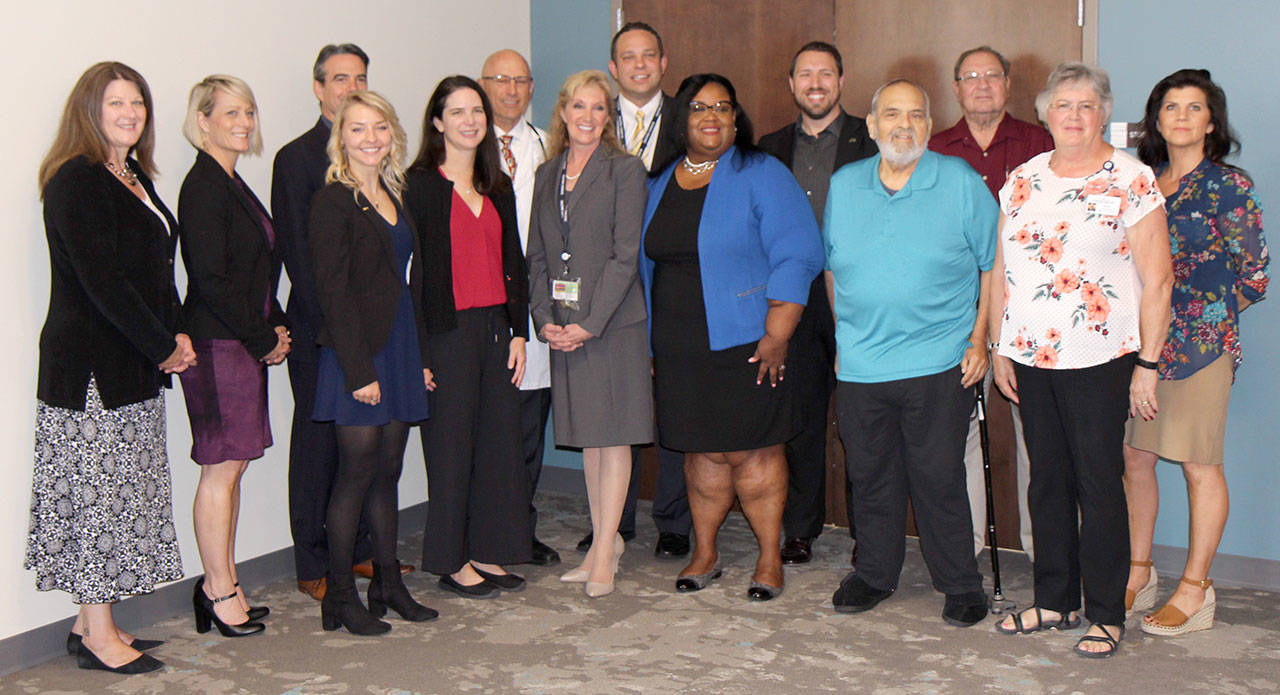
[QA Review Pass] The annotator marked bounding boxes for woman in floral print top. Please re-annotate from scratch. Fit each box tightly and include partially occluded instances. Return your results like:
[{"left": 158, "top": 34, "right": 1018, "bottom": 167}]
[
  {"left": 989, "top": 63, "right": 1173, "bottom": 658},
  {"left": 1124, "top": 69, "right": 1268, "bottom": 639}
]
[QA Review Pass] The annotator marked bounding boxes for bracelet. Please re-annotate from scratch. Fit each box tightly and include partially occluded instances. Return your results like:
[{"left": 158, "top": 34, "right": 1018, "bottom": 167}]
[
  {"left": 987, "top": 341, "right": 1000, "bottom": 351},
  {"left": 1134, "top": 356, "right": 1159, "bottom": 370}
]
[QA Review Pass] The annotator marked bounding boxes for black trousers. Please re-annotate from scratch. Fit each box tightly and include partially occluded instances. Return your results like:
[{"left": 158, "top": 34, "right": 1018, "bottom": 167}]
[
  {"left": 517, "top": 387, "right": 552, "bottom": 538},
  {"left": 836, "top": 366, "right": 982, "bottom": 595},
  {"left": 619, "top": 442, "right": 692, "bottom": 537},
  {"left": 1014, "top": 357, "right": 1132, "bottom": 626},
  {"left": 421, "top": 307, "right": 532, "bottom": 574},
  {"left": 287, "top": 353, "right": 372, "bottom": 581}
]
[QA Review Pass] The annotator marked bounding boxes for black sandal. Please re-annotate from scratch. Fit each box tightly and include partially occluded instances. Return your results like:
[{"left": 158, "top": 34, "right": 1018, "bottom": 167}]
[
  {"left": 996, "top": 606, "right": 1081, "bottom": 634},
  {"left": 1074, "top": 623, "right": 1124, "bottom": 658}
]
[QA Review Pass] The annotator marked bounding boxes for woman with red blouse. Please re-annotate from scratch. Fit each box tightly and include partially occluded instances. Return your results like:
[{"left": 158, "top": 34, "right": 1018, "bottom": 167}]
[{"left": 405, "top": 76, "right": 532, "bottom": 599}]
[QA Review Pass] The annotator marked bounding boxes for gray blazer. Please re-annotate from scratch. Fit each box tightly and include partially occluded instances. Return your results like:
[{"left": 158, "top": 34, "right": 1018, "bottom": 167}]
[{"left": 528, "top": 147, "right": 648, "bottom": 338}]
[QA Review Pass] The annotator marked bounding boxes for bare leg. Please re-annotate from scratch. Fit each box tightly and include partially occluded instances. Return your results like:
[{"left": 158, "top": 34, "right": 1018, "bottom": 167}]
[
  {"left": 588, "top": 445, "right": 631, "bottom": 583},
  {"left": 1123, "top": 445, "right": 1159, "bottom": 595},
  {"left": 566, "top": 448, "right": 603, "bottom": 576},
  {"left": 78, "top": 603, "right": 140, "bottom": 668},
  {"left": 681, "top": 452, "right": 734, "bottom": 577},
  {"left": 730, "top": 445, "right": 787, "bottom": 588},
  {"left": 193, "top": 459, "right": 250, "bottom": 625},
  {"left": 1155, "top": 461, "right": 1228, "bottom": 616},
  {"left": 226, "top": 460, "right": 250, "bottom": 611}
]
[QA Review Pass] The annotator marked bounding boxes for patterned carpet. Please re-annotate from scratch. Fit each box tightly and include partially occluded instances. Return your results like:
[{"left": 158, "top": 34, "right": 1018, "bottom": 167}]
[{"left": 5, "top": 489, "right": 1280, "bottom": 694}]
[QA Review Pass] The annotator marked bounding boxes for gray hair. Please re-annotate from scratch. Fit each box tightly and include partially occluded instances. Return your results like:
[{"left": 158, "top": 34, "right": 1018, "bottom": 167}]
[
  {"left": 312, "top": 43, "right": 369, "bottom": 83},
  {"left": 1035, "top": 61, "right": 1113, "bottom": 124},
  {"left": 869, "top": 79, "right": 931, "bottom": 119},
  {"left": 954, "top": 45, "right": 1010, "bottom": 81}
]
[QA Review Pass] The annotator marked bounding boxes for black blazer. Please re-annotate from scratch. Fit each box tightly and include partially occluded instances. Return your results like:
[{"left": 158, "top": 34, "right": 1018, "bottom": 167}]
[
  {"left": 403, "top": 167, "right": 529, "bottom": 340},
  {"left": 38, "top": 156, "right": 183, "bottom": 410},
  {"left": 648, "top": 93, "right": 682, "bottom": 174},
  {"left": 270, "top": 118, "right": 331, "bottom": 358},
  {"left": 757, "top": 111, "right": 878, "bottom": 353},
  {"left": 309, "top": 182, "right": 429, "bottom": 392},
  {"left": 178, "top": 150, "right": 286, "bottom": 359}
]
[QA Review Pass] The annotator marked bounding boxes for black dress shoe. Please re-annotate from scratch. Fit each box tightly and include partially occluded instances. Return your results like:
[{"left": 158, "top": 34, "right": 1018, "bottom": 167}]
[
  {"left": 577, "top": 530, "right": 635, "bottom": 552},
  {"left": 438, "top": 575, "right": 500, "bottom": 599},
  {"left": 654, "top": 532, "right": 690, "bottom": 558},
  {"left": 66, "top": 632, "right": 164, "bottom": 656},
  {"left": 470, "top": 566, "right": 526, "bottom": 592},
  {"left": 942, "top": 591, "right": 990, "bottom": 627},
  {"left": 76, "top": 644, "right": 164, "bottom": 674},
  {"left": 832, "top": 573, "right": 893, "bottom": 613},
  {"left": 235, "top": 583, "right": 269, "bottom": 621},
  {"left": 530, "top": 538, "right": 561, "bottom": 566},
  {"left": 780, "top": 536, "right": 814, "bottom": 565}
]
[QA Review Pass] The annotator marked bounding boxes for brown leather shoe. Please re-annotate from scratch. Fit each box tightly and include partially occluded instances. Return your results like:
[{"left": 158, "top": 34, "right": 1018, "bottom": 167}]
[
  {"left": 398, "top": 562, "right": 415, "bottom": 576},
  {"left": 780, "top": 536, "right": 814, "bottom": 564},
  {"left": 297, "top": 578, "right": 326, "bottom": 600},
  {"left": 354, "top": 560, "right": 414, "bottom": 578}
]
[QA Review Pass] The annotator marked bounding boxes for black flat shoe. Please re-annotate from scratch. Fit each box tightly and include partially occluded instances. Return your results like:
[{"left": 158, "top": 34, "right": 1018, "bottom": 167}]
[
  {"left": 832, "top": 573, "right": 893, "bottom": 614},
  {"left": 76, "top": 644, "right": 164, "bottom": 674},
  {"left": 655, "top": 532, "right": 691, "bottom": 558},
  {"left": 66, "top": 632, "right": 163, "bottom": 656},
  {"left": 529, "top": 538, "right": 561, "bottom": 566},
  {"left": 942, "top": 591, "right": 990, "bottom": 627},
  {"left": 747, "top": 580, "right": 784, "bottom": 601},
  {"left": 471, "top": 566, "right": 526, "bottom": 592},
  {"left": 193, "top": 577, "right": 265, "bottom": 637},
  {"left": 780, "top": 536, "right": 814, "bottom": 565},
  {"left": 438, "top": 575, "right": 500, "bottom": 599},
  {"left": 235, "top": 583, "right": 270, "bottom": 621},
  {"left": 675, "top": 568, "right": 722, "bottom": 593}
]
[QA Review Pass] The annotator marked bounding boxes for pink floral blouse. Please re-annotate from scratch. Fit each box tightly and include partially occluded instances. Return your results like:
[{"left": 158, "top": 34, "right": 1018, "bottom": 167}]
[{"left": 997, "top": 150, "right": 1164, "bottom": 369}]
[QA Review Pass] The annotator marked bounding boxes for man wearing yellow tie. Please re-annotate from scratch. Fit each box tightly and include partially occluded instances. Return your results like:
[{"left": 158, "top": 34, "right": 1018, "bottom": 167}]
[{"left": 575, "top": 21, "right": 691, "bottom": 561}]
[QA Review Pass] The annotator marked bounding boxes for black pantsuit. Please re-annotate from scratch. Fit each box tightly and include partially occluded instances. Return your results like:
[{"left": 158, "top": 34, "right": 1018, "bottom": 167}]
[
  {"left": 421, "top": 307, "right": 532, "bottom": 572},
  {"left": 518, "top": 387, "right": 552, "bottom": 530},
  {"left": 836, "top": 366, "right": 982, "bottom": 595},
  {"left": 1013, "top": 357, "right": 1132, "bottom": 626}
]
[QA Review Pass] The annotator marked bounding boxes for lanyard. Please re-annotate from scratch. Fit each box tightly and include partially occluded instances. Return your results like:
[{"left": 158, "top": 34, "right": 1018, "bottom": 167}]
[
  {"left": 616, "top": 95, "right": 661, "bottom": 156},
  {"left": 557, "top": 161, "right": 573, "bottom": 271}
]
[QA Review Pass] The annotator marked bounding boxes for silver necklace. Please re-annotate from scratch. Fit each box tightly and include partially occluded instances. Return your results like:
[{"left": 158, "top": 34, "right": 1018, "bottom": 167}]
[
  {"left": 105, "top": 160, "right": 138, "bottom": 186},
  {"left": 682, "top": 156, "right": 718, "bottom": 176}
]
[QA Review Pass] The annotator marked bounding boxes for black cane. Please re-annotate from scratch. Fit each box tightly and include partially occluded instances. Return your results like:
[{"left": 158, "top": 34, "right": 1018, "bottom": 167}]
[{"left": 976, "top": 385, "right": 1015, "bottom": 614}]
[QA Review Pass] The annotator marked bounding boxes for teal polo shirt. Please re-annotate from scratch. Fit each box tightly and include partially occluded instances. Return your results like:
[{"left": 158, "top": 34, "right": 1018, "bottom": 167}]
[{"left": 823, "top": 150, "right": 997, "bottom": 383}]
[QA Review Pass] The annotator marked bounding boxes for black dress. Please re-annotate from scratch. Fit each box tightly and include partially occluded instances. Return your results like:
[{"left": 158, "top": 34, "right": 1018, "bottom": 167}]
[{"left": 645, "top": 176, "right": 797, "bottom": 453}]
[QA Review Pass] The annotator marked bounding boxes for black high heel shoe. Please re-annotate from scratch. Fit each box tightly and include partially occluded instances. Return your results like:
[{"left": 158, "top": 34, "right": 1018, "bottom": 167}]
[
  {"left": 76, "top": 643, "right": 164, "bottom": 674},
  {"left": 367, "top": 562, "right": 438, "bottom": 622},
  {"left": 234, "top": 582, "right": 270, "bottom": 621},
  {"left": 322, "top": 573, "right": 390, "bottom": 635},
  {"left": 193, "top": 577, "right": 264, "bottom": 637}
]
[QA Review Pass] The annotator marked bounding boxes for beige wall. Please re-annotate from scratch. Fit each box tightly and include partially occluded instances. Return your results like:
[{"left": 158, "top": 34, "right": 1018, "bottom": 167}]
[{"left": 0, "top": 1, "right": 530, "bottom": 641}]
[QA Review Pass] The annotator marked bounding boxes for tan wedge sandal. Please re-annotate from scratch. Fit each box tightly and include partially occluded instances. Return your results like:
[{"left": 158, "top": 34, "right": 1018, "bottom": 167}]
[
  {"left": 1125, "top": 559, "right": 1157, "bottom": 614},
  {"left": 1141, "top": 577, "right": 1215, "bottom": 636}
]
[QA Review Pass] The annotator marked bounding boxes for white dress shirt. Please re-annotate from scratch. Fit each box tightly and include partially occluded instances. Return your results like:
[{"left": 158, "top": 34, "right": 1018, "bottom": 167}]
[
  {"left": 495, "top": 118, "right": 551, "bottom": 390},
  {"left": 617, "top": 91, "right": 664, "bottom": 170}
]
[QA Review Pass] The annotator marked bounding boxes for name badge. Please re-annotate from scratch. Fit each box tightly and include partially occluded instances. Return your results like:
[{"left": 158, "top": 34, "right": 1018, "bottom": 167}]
[
  {"left": 1085, "top": 194, "right": 1121, "bottom": 217},
  {"left": 552, "top": 278, "right": 581, "bottom": 303}
]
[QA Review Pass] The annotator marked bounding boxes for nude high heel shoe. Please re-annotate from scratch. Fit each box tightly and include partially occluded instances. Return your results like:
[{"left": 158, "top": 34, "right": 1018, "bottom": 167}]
[{"left": 584, "top": 534, "right": 624, "bottom": 598}]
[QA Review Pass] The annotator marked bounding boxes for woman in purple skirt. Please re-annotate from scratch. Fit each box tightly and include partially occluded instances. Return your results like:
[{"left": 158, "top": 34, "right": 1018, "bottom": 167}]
[{"left": 177, "top": 75, "right": 290, "bottom": 637}]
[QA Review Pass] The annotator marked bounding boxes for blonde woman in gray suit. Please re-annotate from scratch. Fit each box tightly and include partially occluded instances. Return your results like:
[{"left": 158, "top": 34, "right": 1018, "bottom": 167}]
[{"left": 528, "top": 70, "right": 653, "bottom": 598}]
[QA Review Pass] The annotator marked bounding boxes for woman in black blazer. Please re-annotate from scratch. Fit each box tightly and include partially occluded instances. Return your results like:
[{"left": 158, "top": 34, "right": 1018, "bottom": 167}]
[
  {"left": 405, "top": 76, "right": 532, "bottom": 598},
  {"left": 176, "top": 75, "right": 288, "bottom": 638},
  {"left": 309, "top": 90, "right": 436, "bottom": 635},
  {"left": 27, "top": 61, "right": 194, "bottom": 674}
]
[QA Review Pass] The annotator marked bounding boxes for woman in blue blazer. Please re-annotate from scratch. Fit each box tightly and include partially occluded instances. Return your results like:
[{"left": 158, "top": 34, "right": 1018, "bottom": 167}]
[{"left": 640, "top": 73, "right": 824, "bottom": 601}]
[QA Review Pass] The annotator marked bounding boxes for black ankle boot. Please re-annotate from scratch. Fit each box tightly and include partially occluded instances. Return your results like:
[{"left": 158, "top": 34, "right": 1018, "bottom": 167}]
[
  {"left": 368, "top": 562, "right": 438, "bottom": 622},
  {"left": 321, "top": 573, "right": 390, "bottom": 635}
]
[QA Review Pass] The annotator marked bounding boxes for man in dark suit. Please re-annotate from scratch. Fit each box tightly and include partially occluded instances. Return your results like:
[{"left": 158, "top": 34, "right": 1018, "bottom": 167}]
[
  {"left": 272, "top": 44, "right": 409, "bottom": 600},
  {"left": 757, "top": 41, "right": 877, "bottom": 567},
  {"left": 575, "top": 21, "right": 690, "bottom": 559}
]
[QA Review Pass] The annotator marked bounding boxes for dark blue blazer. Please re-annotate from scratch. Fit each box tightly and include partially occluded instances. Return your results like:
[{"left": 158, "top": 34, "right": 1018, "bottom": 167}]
[{"left": 639, "top": 146, "right": 824, "bottom": 350}]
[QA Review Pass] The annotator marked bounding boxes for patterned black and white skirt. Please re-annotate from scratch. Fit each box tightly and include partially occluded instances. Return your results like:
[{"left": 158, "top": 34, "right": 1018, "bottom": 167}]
[{"left": 24, "top": 378, "right": 183, "bottom": 604}]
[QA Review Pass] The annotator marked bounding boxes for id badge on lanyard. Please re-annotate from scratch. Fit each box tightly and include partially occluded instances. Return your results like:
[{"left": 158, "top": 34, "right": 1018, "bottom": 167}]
[{"left": 553, "top": 163, "right": 581, "bottom": 310}]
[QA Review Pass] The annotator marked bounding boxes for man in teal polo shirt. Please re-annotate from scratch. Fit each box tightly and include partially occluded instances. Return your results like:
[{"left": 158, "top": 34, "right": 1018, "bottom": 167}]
[{"left": 823, "top": 79, "right": 996, "bottom": 627}]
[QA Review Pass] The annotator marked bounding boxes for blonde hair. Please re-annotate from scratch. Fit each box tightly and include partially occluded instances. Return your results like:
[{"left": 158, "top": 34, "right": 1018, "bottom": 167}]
[
  {"left": 325, "top": 90, "right": 408, "bottom": 203},
  {"left": 182, "top": 75, "right": 264, "bottom": 155},
  {"left": 39, "top": 61, "right": 157, "bottom": 194},
  {"left": 546, "top": 70, "right": 623, "bottom": 160}
]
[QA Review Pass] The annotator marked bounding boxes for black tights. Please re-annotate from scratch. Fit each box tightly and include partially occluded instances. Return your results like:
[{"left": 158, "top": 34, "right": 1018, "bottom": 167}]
[{"left": 326, "top": 421, "right": 411, "bottom": 585}]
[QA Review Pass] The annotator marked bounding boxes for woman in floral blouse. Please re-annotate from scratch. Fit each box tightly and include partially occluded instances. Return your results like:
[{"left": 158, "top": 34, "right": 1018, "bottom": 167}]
[
  {"left": 1123, "top": 69, "right": 1268, "bottom": 637},
  {"left": 989, "top": 63, "right": 1173, "bottom": 658}
]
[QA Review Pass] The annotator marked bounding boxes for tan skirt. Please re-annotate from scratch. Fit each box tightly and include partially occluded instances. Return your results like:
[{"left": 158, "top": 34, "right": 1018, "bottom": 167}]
[{"left": 1125, "top": 353, "right": 1232, "bottom": 465}]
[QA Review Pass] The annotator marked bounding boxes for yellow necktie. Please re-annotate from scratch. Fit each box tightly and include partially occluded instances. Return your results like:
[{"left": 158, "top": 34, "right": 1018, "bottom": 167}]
[{"left": 629, "top": 111, "right": 645, "bottom": 156}]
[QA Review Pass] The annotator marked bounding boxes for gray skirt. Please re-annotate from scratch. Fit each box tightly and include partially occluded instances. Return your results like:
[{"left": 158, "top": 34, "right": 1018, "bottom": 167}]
[
  {"left": 25, "top": 378, "right": 183, "bottom": 604},
  {"left": 549, "top": 318, "right": 655, "bottom": 448}
]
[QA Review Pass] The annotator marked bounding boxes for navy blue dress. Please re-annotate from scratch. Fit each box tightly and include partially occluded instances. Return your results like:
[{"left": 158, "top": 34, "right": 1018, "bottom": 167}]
[{"left": 313, "top": 215, "right": 429, "bottom": 426}]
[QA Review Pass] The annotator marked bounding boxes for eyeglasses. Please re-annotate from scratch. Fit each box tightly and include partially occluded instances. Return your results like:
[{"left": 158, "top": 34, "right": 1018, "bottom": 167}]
[
  {"left": 957, "top": 70, "right": 1006, "bottom": 84},
  {"left": 689, "top": 100, "right": 734, "bottom": 115},
  {"left": 1049, "top": 100, "right": 1100, "bottom": 115},
  {"left": 480, "top": 75, "right": 532, "bottom": 86}
]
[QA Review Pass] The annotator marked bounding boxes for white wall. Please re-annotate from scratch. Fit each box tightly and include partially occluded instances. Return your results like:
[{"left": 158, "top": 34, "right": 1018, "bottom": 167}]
[{"left": 0, "top": 1, "right": 530, "bottom": 642}]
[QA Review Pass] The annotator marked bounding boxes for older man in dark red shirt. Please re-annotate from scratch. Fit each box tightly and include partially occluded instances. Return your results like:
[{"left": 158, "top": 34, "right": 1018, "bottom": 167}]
[{"left": 929, "top": 45, "right": 1048, "bottom": 563}]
